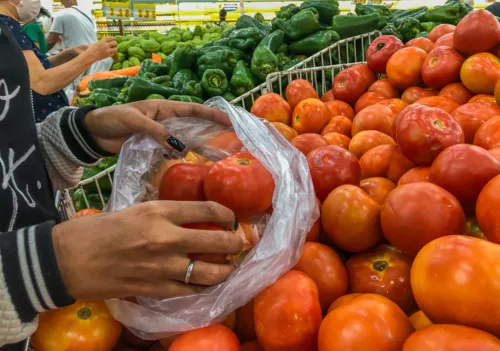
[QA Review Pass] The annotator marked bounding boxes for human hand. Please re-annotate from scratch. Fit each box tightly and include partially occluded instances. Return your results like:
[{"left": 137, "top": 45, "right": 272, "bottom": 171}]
[
  {"left": 52, "top": 201, "right": 242, "bottom": 300},
  {"left": 83, "top": 100, "right": 231, "bottom": 154},
  {"left": 84, "top": 37, "right": 117, "bottom": 63}
]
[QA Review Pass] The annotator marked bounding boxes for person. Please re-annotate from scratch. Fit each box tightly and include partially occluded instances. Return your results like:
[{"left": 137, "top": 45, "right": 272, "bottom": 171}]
[
  {"left": 0, "top": 6, "right": 242, "bottom": 350},
  {"left": 22, "top": 6, "right": 50, "bottom": 54},
  {"left": 0, "top": 0, "right": 117, "bottom": 123},
  {"left": 486, "top": 1, "right": 500, "bottom": 17},
  {"left": 219, "top": 8, "right": 227, "bottom": 24}
]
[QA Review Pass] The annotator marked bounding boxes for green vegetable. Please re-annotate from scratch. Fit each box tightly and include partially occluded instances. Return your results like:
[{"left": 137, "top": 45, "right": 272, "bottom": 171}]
[
  {"left": 203, "top": 38, "right": 230, "bottom": 47},
  {"left": 146, "top": 94, "right": 166, "bottom": 100},
  {"left": 129, "top": 57, "right": 141, "bottom": 66},
  {"left": 140, "top": 38, "right": 161, "bottom": 53},
  {"left": 173, "top": 69, "right": 199, "bottom": 90},
  {"left": 145, "top": 61, "right": 170, "bottom": 76},
  {"left": 276, "top": 4, "right": 301, "bottom": 20},
  {"left": 222, "top": 91, "right": 237, "bottom": 102},
  {"left": 160, "top": 40, "right": 177, "bottom": 55},
  {"left": 197, "top": 49, "right": 240, "bottom": 77},
  {"left": 272, "top": 9, "right": 320, "bottom": 41},
  {"left": 91, "top": 88, "right": 119, "bottom": 97},
  {"left": 184, "top": 81, "right": 203, "bottom": 98},
  {"left": 420, "top": 22, "right": 438, "bottom": 32},
  {"left": 277, "top": 53, "right": 290, "bottom": 68},
  {"left": 289, "top": 30, "right": 340, "bottom": 54},
  {"left": 182, "top": 30, "right": 194, "bottom": 42},
  {"left": 281, "top": 57, "right": 304, "bottom": 70},
  {"left": 399, "top": 17, "right": 422, "bottom": 42},
  {"left": 91, "top": 93, "right": 116, "bottom": 108},
  {"left": 115, "top": 52, "right": 127, "bottom": 63},
  {"left": 125, "top": 78, "right": 180, "bottom": 102},
  {"left": 235, "top": 15, "right": 270, "bottom": 37},
  {"left": 300, "top": 0, "right": 340, "bottom": 24},
  {"left": 230, "top": 60, "right": 255, "bottom": 96},
  {"left": 194, "top": 25, "right": 204, "bottom": 37},
  {"left": 228, "top": 27, "right": 263, "bottom": 52},
  {"left": 111, "top": 63, "right": 122, "bottom": 70},
  {"left": 251, "top": 46, "right": 279, "bottom": 81},
  {"left": 117, "top": 38, "right": 139, "bottom": 53},
  {"left": 415, "top": 31, "right": 429, "bottom": 38},
  {"left": 138, "top": 59, "right": 154, "bottom": 76},
  {"left": 115, "top": 36, "right": 125, "bottom": 43},
  {"left": 258, "top": 30, "right": 285, "bottom": 53},
  {"left": 355, "top": 3, "right": 391, "bottom": 17},
  {"left": 423, "top": 1, "right": 472, "bottom": 24},
  {"left": 155, "top": 52, "right": 168, "bottom": 63},
  {"left": 128, "top": 46, "right": 147, "bottom": 61},
  {"left": 201, "top": 69, "right": 229, "bottom": 97},
  {"left": 73, "top": 189, "right": 109, "bottom": 212},
  {"left": 381, "top": 23, "right": 404, "bottom": 42},
  {"left": 151, "top": 75, "right": 172, "bottom": 87},
  {"left": 168, "top": 95, "right": 204, "bottom": 104},
  {"left": 197, "top": 46, "right": 247, "bottom": 61},
  {"left": 169, "top": 45, "right": 198, "bottom": 77},
  {"left": 166, "top": 33, "right": 182, "bottom": 42},
  {"left": 221, "top": 26, "right": 235, "bottom": 38},
  {"left": 277, "top": 43, "right": 288, "bottom": 54},
  {"left": 254, "top": 12, "right": 265, "bottom": 23},
  {"left": 390, "top": 6, "right": 428, "bottom": 23},
  {"left": 332, "top": 13, "right": 387, "bottom": 38}
]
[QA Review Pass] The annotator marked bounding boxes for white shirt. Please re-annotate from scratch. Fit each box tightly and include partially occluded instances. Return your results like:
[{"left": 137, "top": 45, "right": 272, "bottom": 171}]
[{"left": 50, "top": 6, "right": 97, "bottom": 49}]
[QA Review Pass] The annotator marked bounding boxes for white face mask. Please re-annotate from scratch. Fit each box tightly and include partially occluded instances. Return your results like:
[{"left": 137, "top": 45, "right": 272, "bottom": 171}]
[{"left": 11, "top": 0, "right": 41, "bottom": 22}]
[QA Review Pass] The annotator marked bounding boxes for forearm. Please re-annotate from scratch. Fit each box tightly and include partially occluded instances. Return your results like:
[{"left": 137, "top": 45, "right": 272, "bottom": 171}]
[{"left": 48, "top": 48, "right": 76, "bottom": 67}]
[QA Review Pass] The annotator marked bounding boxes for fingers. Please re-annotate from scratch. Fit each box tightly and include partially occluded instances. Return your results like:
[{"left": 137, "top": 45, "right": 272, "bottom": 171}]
[
  {"left": 174, "top": 228, "right": 243, "bottom": 255},
  {"left": 125, "top": 110, "right": 169, "bottom": 148},
  {"left": 158, "top": 101, "right": 232, "bottom": 126},
  {"left": 165, "top": 201, "right": 236, "bottom": 230},
  {"left": 131, "top": 279, "right": 205, "bottom": 298},
  {"left": 166, "top": 255, "right": 236, "bottom": 286}
]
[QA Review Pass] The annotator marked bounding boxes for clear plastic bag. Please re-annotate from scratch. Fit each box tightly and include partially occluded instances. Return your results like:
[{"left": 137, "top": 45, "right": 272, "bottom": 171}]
[{"left": 106, "top": 97, "right": 319, "bottom": 340}]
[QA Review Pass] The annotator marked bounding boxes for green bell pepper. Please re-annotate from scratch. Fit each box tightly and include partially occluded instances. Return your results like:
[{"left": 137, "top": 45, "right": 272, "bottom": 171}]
[
  {"left": 172, "top": 69, "right": 199, "bottom": 90},
  {"left": 197, "top": 49, "right": 239, "bottom": 78},
  {"left": 230, "top": 60, "right": 255, "bottom": 96},
  {"left": 301, "top": 0, "right": 340, "bottom": 24},
  {"left": 222, "top": 91, "right": 237, "bottom": 102},
  {"left": 276, "top": 4, "right": 301, "bottom": 20},
  {"left": 415, "top": 31, "right": 429, "bottom": 38},
  {"left": 202, "top": 38, "right": 230, "bottom": 47},
  {"left": 184, "top": 81, "right": 203, "bottom": 98},
  {"left": 73, "top": 189, "right": 110, "bottom": 212},
  {"left": 272, "top": 9, "right": 320, "bottom": 41},
  {"left": 277, "top": 43, "right": 288, "bottom": 54},
  {"left": 197, "top": 46, "right": 247, "bottom": 61},
  {"left": 423, "top": 1, "right": 471, "bottom": 25},
  {"left": 235, "top": 15, "right": 271, "bottom": 37},
  {"left": 251, "top": 46, "right": 279, "bottom": 82},
  {"left": 390, "top": 6, "right": 428, "bottom": 24},
  {"left": 420, "top": 22, "right": 437, "bottom": 32},
  {"left": 282, "top": 58, "right": 304, "bottom": 70},
  {"left": 90, "top": 88, "right": 119, "bottom": 97},
  {"left": 254, "top": 12, "right": 265, "bottom": 23},
  {"left": 169, "top": 45, "right": 198, "bottom": 77},
  {"left": 151, "top": 75, "right": 173, "bottom": 87},
  {"left": 88, "top": 77, "right": 129, "bottom": 91},
  {"left": 125, "top": 78, "right": 180, "bottom": 102},
  {"left": 146, "top": 94, "right": 166, "bottom": 100},
  {"left": 168, "top": 95, "right": 204, "bottom": 104},
  {"left": 399, "top": 18, "right": 422, "bottom": 42},
  {"left": 228, "top": 27, "right": 263, "bottom": 52},
  {"left": 289, "top": 30, "right": 340, "bottom": 54},
  {"left": 355, "top": 3, "right": 391, "bottom": 17},
  {"left": 91, "top": 93, "right": 116, "bottom": 107},
  {"left": 332, "top": 13, "right": 387, "bottom": 39},
  {"left": 277, "top": 53, "right": 291, "bottom": 68},
  {"left": 258, "top": 30, "right": 285, "bottom": 53},
  {"left": 381, "top": 23, "right": 404, "bottom": 42},
  {"left": 201, "top": 69, "right": 229, "bottom": 97}
]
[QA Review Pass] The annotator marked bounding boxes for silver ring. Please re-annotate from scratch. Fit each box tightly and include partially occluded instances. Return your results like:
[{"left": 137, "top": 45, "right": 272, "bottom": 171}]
[{"left": 184, "top": 260, "right": 195, "bottom": 285}]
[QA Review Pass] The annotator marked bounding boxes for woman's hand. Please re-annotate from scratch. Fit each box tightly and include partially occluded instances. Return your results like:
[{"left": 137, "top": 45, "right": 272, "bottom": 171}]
[
  {"left": 83, "top": 100, "right": 231, "bottom": 154},
  {"left": 84, "top": 37, "right": 117, "bottom": 63}
]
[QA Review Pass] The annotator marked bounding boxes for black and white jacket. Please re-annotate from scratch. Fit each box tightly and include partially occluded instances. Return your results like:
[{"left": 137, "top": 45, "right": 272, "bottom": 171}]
[{"left": 0, "top": 18, "right": 111, "bottom": 347}]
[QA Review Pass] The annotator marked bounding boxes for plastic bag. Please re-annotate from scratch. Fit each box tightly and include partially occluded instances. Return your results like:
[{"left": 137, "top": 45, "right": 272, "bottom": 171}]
[{"left": 106, "top": 97, "right": 319, "bottom": 340}]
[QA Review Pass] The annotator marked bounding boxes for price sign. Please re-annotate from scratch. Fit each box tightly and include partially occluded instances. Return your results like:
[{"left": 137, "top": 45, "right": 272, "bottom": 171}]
[
  {"left": 352, "top": 0, "right": 366, "bottom": 4},
  {"left": 102, "top": 1, "right": 130, "bottom": 19},
  {"left": 133, "top": 3, "right": 157, "bottom": 20}
]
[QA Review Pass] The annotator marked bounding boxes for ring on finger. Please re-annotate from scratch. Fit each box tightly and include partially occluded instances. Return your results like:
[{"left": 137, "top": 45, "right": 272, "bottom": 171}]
[{"left": 184, "top": 259, "right": 195, "bottom": 285}]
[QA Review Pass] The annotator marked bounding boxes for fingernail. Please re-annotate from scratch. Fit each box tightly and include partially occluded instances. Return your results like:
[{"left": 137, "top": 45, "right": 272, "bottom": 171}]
[
  {"left": 234, "top": 219, "right": 239, "bottom": 231},
  {"left": 167, "top": 136, "right": 185, "bottom": 152}
]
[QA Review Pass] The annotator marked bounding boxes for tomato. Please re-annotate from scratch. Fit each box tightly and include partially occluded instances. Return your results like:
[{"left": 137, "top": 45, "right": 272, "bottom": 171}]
[
  {"left": 439, "top": 82, "right": 474, "bottom": 105},
  {"left": 432, "top": 33, "right": 454, "bottom": 49},
  {"left": 490, "top": 147, "right": 500, "bottom": 161},
  {"left": 359, "top": 144, "right": 415, "bottom": 183},
  {"left": 169, "top": 325, "right": 240, "bottom": 351},
  {"left": 354, "top": 91, "right": 386, "bottom": 113},
  {"left": 271, "top": 122, "right": 298, "bottom": 141},
  {"left": 327, "top": 293, "right": 364, "bottom": 313},
  {"left": 321, "top": 184, "right": 382, "bottom": 252},
  {"left": 306, "top": 199, "right": 322, "bottom": 242},
  {"left": 321, "top": 115, "right": 352, "bottom": 137},
  {"left": 360, "top": 177, "right": 396, "bottom": 205},
  {"left": 324, "top": 100, "right": 355, "bottom": 120},
  {"left": 495, "top": 79, "right": 500, "bottom": 106},
  {"left": 377, "top": 98, "right": 408, "bottom": 115},
  {"left": 346, "top": 245, "right": 417, "bottom": 314},
  {"left": 404, "top": 37, "right": 434, "bottom": 53},
  {"left": 121, "top": 328, "right": 154, "bottom": 348},
  {"left": 349, "top": 131, "right": 396, "bottom": 160},
  {"left": 204, "top": 151, "right": 275, "bottom": 219},
  {"left": 223, "top": 311, "right": 237, "bottom": 330},
  {"left": 235, "top": 300, "right": 256, "bottom": 342},
  {"left": 151, "top": 342, "right": 168, "bottom": 351},
  {"left": 307, "top": 145, "right": 361, "bottom": 201},
  {"left": 251, "top": 93, "right": 292, "bottom": 124},
  {"left": 72, "top": 208, "right": 101, "bottom": 218},
  {"left": 387, "top": 47, "right": 428, "bottom": 89},
  {"left": 460, "top": 53, "right": 500, "bottom": 94},
  {"left": 32, "top": 301, "right": 122, "bottom": 351},
  {"left": 474, "top": 116, "right": 500, "bottom": 150},
  {"left": 206, "top": 132, "right": 243, "bottom": 155},
  {"left": 408, "top": 311, "right": 432, "bottom": 331},
  {"left": 158, "top": 163, "right": 210, "bottom": 201},
  {"left": 401, "top": 86, "right": 437, "bottom": 104},
  {"left": 451, "top": 102, "right": 500, "bottom": 143},
  {"left": 292, "top": 98, "right": 331, "bottom": 134},
  {"left": 291, "top": 133, "right": 328, "bottom": 156},
  {"left": 368, "top": 78, "right": 399, "bottom": 98},
  {"left": 318, "top": 294, "right": 414, "bottom": 351},
  {"left": 351, "top": 63, "right": 377, "bottom": 88},
  {"left": 242, "top": 341, "right": 264, "bottom": 351},
  {"left": 294, "top": 242, "right": 348, "bottom": 311},
  {"left": 412, "top": 235, "right": 500, "bottom": 337},
  {"left": 413, "top": 96, "right": 459, "bottom": 114},
  {"left": 477, "top": 174, "right": 500, "bottom": 243},
  {"left": 463, "top": 217, "right": 488, "bottom": 241},
  {"left": 428, "top": 24, "right": 455, "bottom": 42},
  {"left": 285, "top": 79, "right": 319, "bottom": 109},
  {"left": 395, "top": 105, "right": 464, "bottom": 165},
  {"left": 366, "top": 35, "right": 405, "bottom": 74},
  {"left": 397, "top": 167, "right": 431, "bottom": 186},
  {"left": 381, "top": 182, "right": 466, "bottom": 256},
  {"left": 352, "top": 104, "right": 395, "bottom": 137},
  {"left": 454, "top": 10, "right": 500, "bottom": 56},
  {"left": 322, "top": 132, "right": 350, "bottom": 149},
  {"left": 422, "top": 46, "right": 465, "bottom": 89},
  {"left": 469, "top": 94, "right": 496, "bottom": 105},
  {"left": 254, "top": 270, "right": 322, "bottom": 351},
  {"left": 321, "top": 89, "right": 335, "bottom": 102},
  {"left": 333, "top": 68, "right": 367, "bottom": 103}
]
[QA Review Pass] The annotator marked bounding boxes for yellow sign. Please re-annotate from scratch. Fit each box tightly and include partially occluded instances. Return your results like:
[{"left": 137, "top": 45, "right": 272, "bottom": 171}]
[
  {"left": 133, "top": 3, "right": 157, "bottom": 20},
  {"left": 102, "top": 1, "right": 130, "bottom": 19}
]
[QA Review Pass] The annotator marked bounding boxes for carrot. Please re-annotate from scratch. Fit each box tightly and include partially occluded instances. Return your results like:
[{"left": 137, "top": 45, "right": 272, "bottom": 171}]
[
  {"left": 152, "top": 53, "right": 162, "bottom": 63},
  {"left": 111, "top": 65, "right": 141, "bottom": 76},
  {"left": 76, "top": 66, "right": 140, "bottom": 92}
]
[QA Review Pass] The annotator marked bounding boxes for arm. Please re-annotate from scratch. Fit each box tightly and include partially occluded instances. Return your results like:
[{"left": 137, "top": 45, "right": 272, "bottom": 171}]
[
  {"left": 48, "top": 48, "right": 76, "bottom": 67},
  {"left": 46, "top": 32, "right": 60, "bottom": 51}
]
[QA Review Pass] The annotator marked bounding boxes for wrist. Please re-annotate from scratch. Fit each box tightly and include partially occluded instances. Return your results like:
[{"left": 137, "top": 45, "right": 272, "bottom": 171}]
[{"left": 79, "top": 50, "right": 97, "bottom": 67}]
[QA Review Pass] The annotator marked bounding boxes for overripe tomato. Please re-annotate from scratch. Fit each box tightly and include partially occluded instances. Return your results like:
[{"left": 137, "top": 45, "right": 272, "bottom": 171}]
[
  {"left": 204, "top": 151, "right": 275, "bottom": 219},
  {"left": 291, "top": 133, "right": 328, "bottom": 156},
  {"left": 307, "top": 145, "right": 361, "bottom": 201},
  {"left": 333, "top": 68, "right": 367, "bottom": 104},
  {"left": 324, "top": 100, "right": 355, "bottom": 120},
  {"left": 414, "top": 96, "right": 459, "bottom": 114},
  {"left": 32, "top": 301, "right": 122, "bottom": 351},
  {"left": 158, "top": 163, "right": 211, "bottom": 201},
  {"left": 368, "top": 78, "right": 399, "bottom": 98},
  {"left": 360, "top": 177, "right": 396, "bottom": 205},
  {"left": 366, "top": 35, "right": 404, "bottom": 74},
  {"left": 432, "top": 32, "right": 454, "bottom": 49},
  {"left": 354, "top": 91, "right": 386, "bottom": 113},
  {"left": 439, "top": 82, "right": 474, "bottom": 105},
  {"left": 463, "top": 217, "right": 488, "bottom": 240},
  {"left": 250, "top": 93, "right": 292, "bottom": 124},
  {"left": 469, "top": 94, "right": 496, "bottom": 105},
  {"left": 397, "top": 167, "right": 431, "bottom": 186},
  {"left": 327, "top": 293, "right": 363, "bottom": 313},
  {"left": 428, "top": 24, "right": 455, "bottom": 42},
  {"left": 460, "top": 53, "right": 500, "bottom": 94},
  {"left": 321, "top": 89, "right": 335, "bottom": 102},
  {"left": 422, "top": 46, "right": 465, "bottom": 89},
  {"left": 321, "top": 185, "right": 382, "bottom": 252},
  {"left": 351, "top": 63, "right": 377, "bottom": 88},
  {"left": 387, "top": 47, "right": 428, "bottom": 89},
  {"left": 404, "top": 37, "right": 434, "bottom": 53},
  {"left": 346, "top": 245, "right": 417, "bottom": 314},
  {"left": 349, "top": 130, "right": 396, "bottom": 160},
  {"left": 169, "top": 325, "right": 240, "bottom": 351},
  {"left": 182, "top": 223, "right": 229, "bottom": 264},
  {"left": 318, "top": 294, "right": 414, "bottom": 351},
  {"left": 294, "top": 242, "right": 348, "bottom": 311},
  {"left": 474, "top": 116, "right": 500, "bottom": 150},
  {"left": 271, "top": 122, "right": 298, "bottom": 141},
  {"left": 359, "top": 144, "right": 415, "bottom": 183},
  {"left": 322, "top": 132, "right": 350, "bottom": 149},
  {"left": 321, "top": 115, "right": 352, "bottom": 137},
  {"left": 477, "top": 174, "right": 500, "bottom": 243},
  {"left": 381, "top": 182, "right": 466, "bottom": 256},
  {"left": 292, "top": 98, "right": 331, "bottom": 134},
  {"left": 235, "top": 300, "right": 256, "bottom": 342},
  {"left": 401, "top": 86, "right": 437, "bottom": 104},
  {"left": 408, "top": 311, "right": 432, "bottom": 330},
  {"left": 242, "top": 341, "right": 264, "bottom": 351},
  {"left": 411, "top": 235, "right": 500, "bottom": 337},
  {"left": 72, "top": 208, "right": 101, "bottom": 218},
  {"left": 352, "top": 104, "right": 395, "bottom": 137},
  {"left": 285, "top": 79, "right": 319, "bottom": 109},
  {"left": 454, "top": 9, "right": 500, "bottom": 56},
  {"left": 377, "top": 98, "right": 408, "bottom": 114},
  {"left": 206, "top": 132, "right": 243, "bottom": 155},
  {"left": 395, "top": 105, "right": 464, "bottom": 165},
  {"left": 451, "top": 102, "right": 500, "bottom": 143},
  {"left": 254, "top": 270, "right": 322, "bottom": 351}
]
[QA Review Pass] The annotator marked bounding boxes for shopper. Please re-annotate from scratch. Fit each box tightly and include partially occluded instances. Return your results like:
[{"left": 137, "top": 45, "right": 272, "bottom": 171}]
[
  {"left": 219, "top": 8, "right": 227, "bottom": 24},
  {"left": 486, "top": 1, "right": 500, "bottom": 17},
  {"left": 22, "top": 6, "right": 50, "bottom": 54},
  {"left": 0, "top": 6, "right": 242, "bottom": 351}
]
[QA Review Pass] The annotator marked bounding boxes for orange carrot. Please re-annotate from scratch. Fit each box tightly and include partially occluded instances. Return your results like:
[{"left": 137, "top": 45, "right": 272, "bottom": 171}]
[
  {"left": 152, "top": 53, "right": 162, "bottom": 63},
  {"left": 76, "top": 66, "right": 140, "bottom": 92}
]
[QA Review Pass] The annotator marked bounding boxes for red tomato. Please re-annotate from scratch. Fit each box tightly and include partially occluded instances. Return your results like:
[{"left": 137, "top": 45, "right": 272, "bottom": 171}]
[
  {"left": 359, "top": 177, "right": 396, "bottom": 205},
  {"left": 377, "top": 98, "right": 408, "bottom": 115},
  {"left": 412, "top": 235, "right": 500, "bottom": 337},
  {"left": 351, "top": 63, "right": 377, "bottom": 88},
  {"left": 405, "top": 37, "right": 434, "bottom": 53},
  {"left": 306, "top": 198, "right": 322, "bottom": 242},
  {"left": 454, "top": 10, "right": 500, "bottom": 56},
  {"left": 359, "top": 144, "right": 415, "bottom": 183},
  {"left": 321, "top": 184, "right": 382, "bottom": 252},
  {"left": 352, "top": 104, "right": 395, "bottom": 137},
  {"left": 368, "top": 78, "right": 399, "bottom": 99},
  {"left": 333, "top": 68, "right": 367, "bottom": 103},
  {"left": 158, "top": 163, "right": 211, "bottom": 201},
  {"left": 451, "top": 102, "right": 500, "bottom": 143},
  {"left": 169, "top": 325, "right": 240, "bottom": 351},
  {"left": 346, "top": 245, "right": 417, "bottom": 314},
  {"left": 32, "top": 301, "right": 122, "bottom": 351},
  {"left": 354, "top": 91, "right": 386, "bottom": 113},
  {"left": 292, "top": 98, "right": 331, "bottom": 134},
  {"left": 469, "top": 94, "right": 496, "bottom": 105},
  {"left": 235, "top": 300, "right": 256, "bottom": 342},
  {"left": 413, "top": 96, "right": 459, "bottom": 114},
  {"left": 321, "top": 89, "right": 335, "bottom": 102},
  {"left": 307, "top": 145, "right": 361, "bottom": 201},
  {"left": 204, "top": 151, "right": 275, "bottom": 219},
  {"left": 401, "top": 86, "right": 437, "bottom": 105},
  {"left": 428, "top": 24, "right": 455, "bottom": 42},
  {"left": 349, "top": 131, "right": 396, "bottom": 160},
  {"left": 381, "top": 182, "right": 466, "bottom": 256},
  {"left": 291, "top": 133, "right": 328, "bottom": 156},
  {"left": 318, "top": 294, "right": 414, "bottom": 351},
  {"left": 395, "top": 105, "right": 464, "bottom": 165},
  {"left": 294, "top": 242, "right": 348, "bottom": 311},
  {"left": 439, "top": 82, "right": 474, "bottom": 105},
  {"left": 477, "top": 174, "right": 500, "bottom": 243},
  {"left": 474, "top": 115, "right": 500, "bottom": 150},
  {"left": 408, "top": 311, "right": 432, "bottom": 331},
  {"left": 432, "top": 33, "right": 454, "bottom": 49},
  {"left": 422, "top": 46, "right": 465, "bottom": 89},
  {"left": 397, "top": 167, "right": 431, "bottom": 186},
  {"left": 251, "top": 93, "right": 292, "bottom": 124},
  {"left": 72, "top": 208, "right": 101, "bottom": 218},
  {"left": 327, "top": 293, "right": 364, "bottom": 313},
  {"left": 321, "top": 115, "right": 352, "bottom": 137},
  {"left": 271, "top": 122, "right": 298, "bottom": 141},
  {"left": 286, "top": 79, "right": 319, "bottom": 109},
  {"left": 254, "top": 270, "right": 322, "bottom": 351},
  {"left": 366, "top": 35, "right": 405, "bottom": 74},
  {"left": 242, "top": 341, "right": 264, "bottom": 351},
  {"left": 387, "top": 47, "right": 428, "bottom": 89},
  {"left": 490, "top": 147, "right": 500, "bottom": 161},
  {"left": 324, "top": 100, "right": 355, "bottom": 120},
  {"left": 460, "top": 53, "right": 500, "bottom": 94},
  {"left": 206, "top": 132, "right": 243, "bottom": 155},
  {"left": 495, "top": 79, "right": 500, "bottom": 106},
  {"left": 322, "top": 132, "right": 350, "bottom": 149}
]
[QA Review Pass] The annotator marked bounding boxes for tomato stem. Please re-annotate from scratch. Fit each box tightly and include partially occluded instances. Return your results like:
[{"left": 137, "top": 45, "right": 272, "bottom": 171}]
[
  {"left": 373, "top": 260, "right": 388, "bottom": 272},
  {"left": 77, "top": 307, "right": 92, "bottom": 320},
  {"left": 433, "top": 119, "right": 444, "bottom": 129},
  {"left": 236, "top": 159, "right": 251, "bottom": 166}
]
